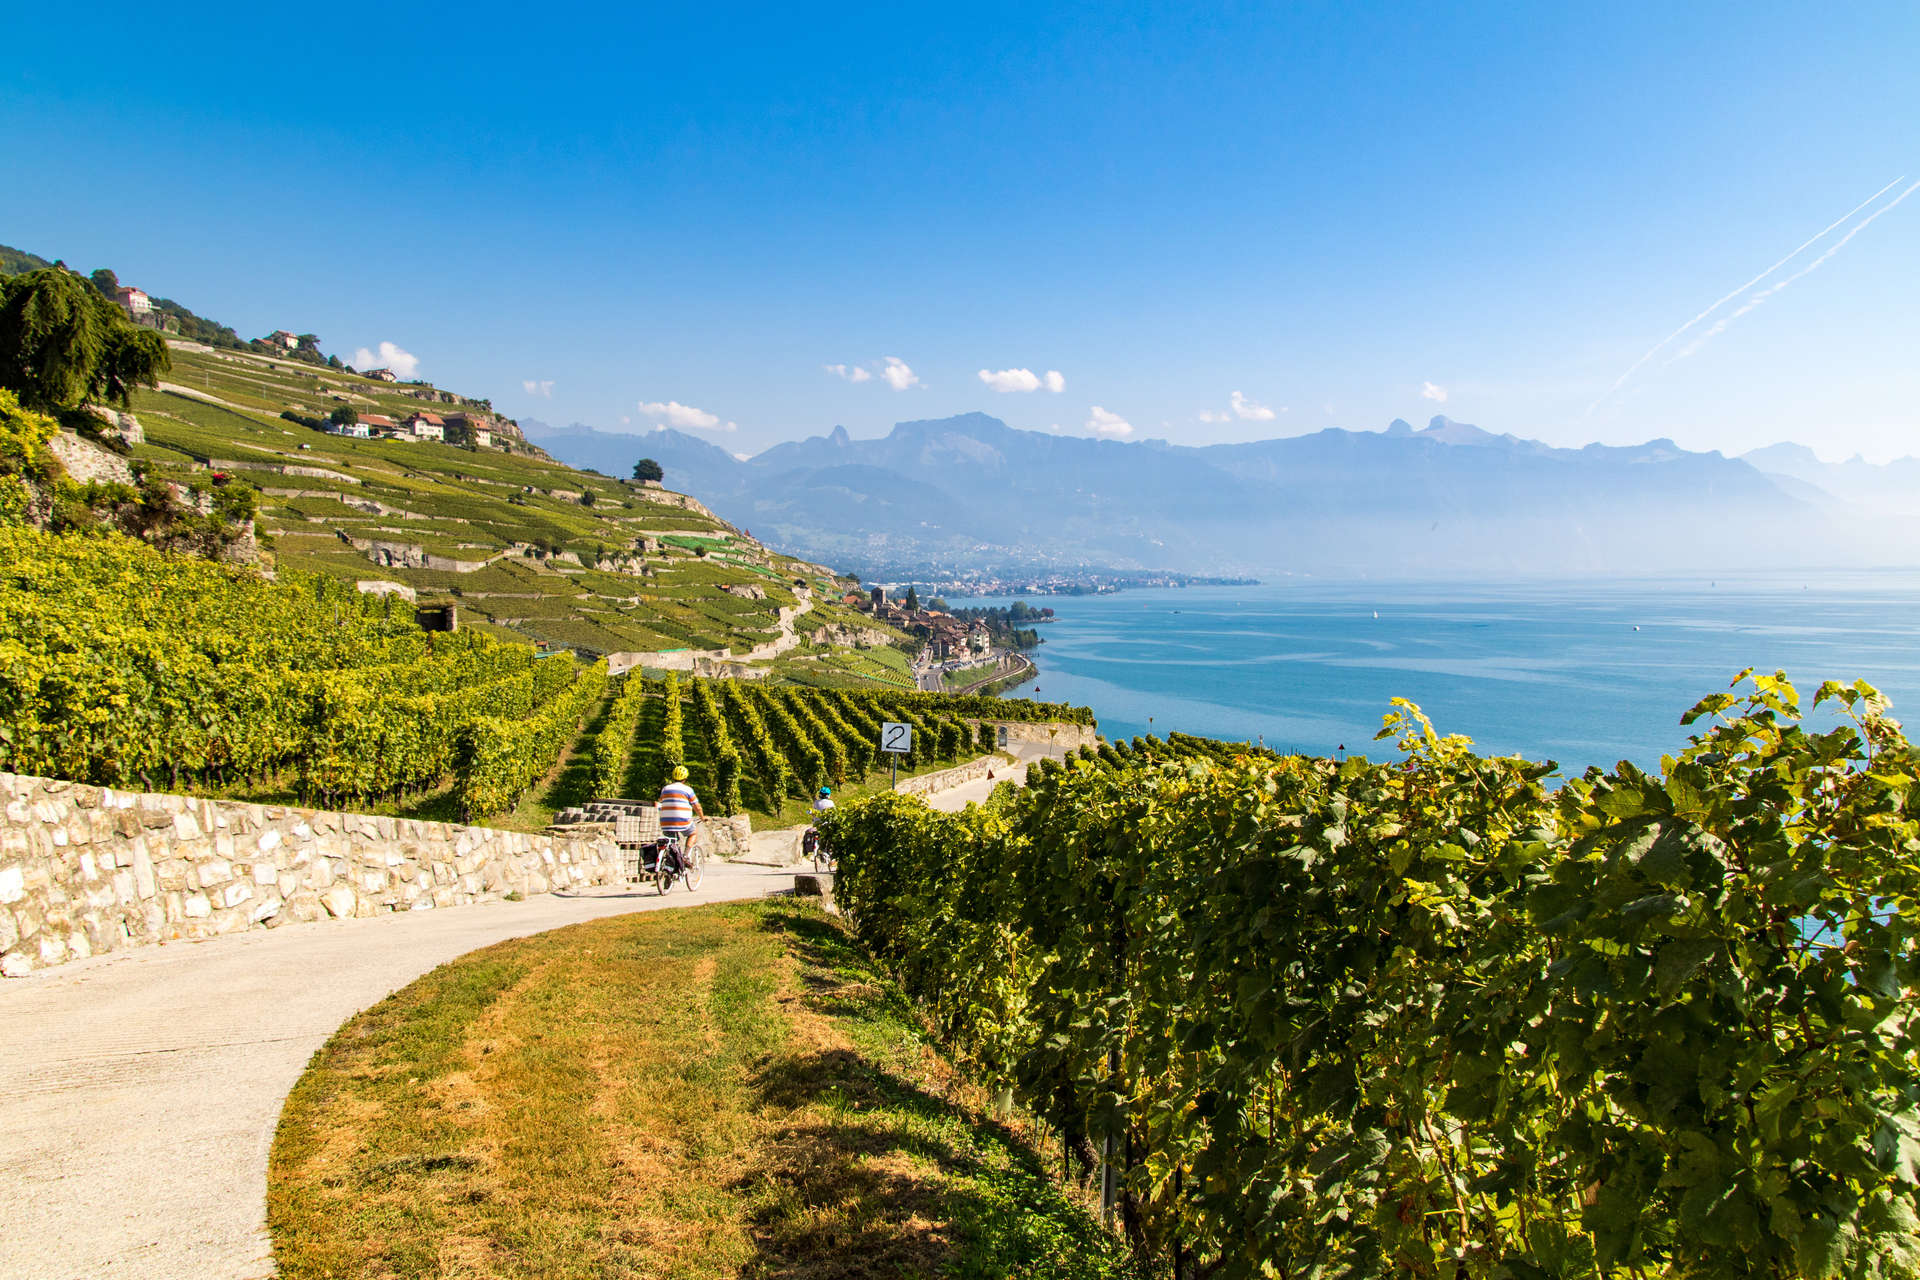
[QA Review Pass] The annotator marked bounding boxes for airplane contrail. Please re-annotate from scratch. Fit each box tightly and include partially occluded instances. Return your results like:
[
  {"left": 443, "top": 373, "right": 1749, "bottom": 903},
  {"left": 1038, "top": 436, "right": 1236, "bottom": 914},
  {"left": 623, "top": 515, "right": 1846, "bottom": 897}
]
[
  {"left": 1587, "top": 175, "right": 1906, "bottom": 413},
  {"left": 1670, "top": 177, "right": 1920, "bottom": 363}
]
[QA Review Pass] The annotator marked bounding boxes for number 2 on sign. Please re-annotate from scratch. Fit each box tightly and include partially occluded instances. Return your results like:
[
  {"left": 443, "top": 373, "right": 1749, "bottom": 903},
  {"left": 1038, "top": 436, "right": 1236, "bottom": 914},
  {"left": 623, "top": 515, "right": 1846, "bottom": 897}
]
[{"left": 881, "top": 721, "right": 913, "bottom": 754}]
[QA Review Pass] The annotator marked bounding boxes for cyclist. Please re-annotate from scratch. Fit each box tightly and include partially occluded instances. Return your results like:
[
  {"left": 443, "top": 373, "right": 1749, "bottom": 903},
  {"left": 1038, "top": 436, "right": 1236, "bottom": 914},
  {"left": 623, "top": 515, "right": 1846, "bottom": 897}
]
[
  {"left": 656, "top": 765, "right": 704, "bottom": 873},
  {"left": 805, "top": 786, "right": 835, "bottom": 870}
]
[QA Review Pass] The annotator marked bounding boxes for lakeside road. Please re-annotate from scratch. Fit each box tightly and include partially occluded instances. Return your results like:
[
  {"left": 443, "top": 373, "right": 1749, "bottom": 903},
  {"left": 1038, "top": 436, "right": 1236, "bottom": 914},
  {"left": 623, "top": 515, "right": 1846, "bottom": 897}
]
[{"left": 0, "top": 863, "right": 795, "bottom": 1280}]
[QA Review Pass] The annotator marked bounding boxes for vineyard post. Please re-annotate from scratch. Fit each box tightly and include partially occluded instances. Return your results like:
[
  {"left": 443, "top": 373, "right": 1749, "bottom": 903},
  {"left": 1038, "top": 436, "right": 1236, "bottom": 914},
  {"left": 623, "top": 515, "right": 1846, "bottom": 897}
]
[{"left": 1100, "top": 1117, "right": 1116, "bottom": 1227}]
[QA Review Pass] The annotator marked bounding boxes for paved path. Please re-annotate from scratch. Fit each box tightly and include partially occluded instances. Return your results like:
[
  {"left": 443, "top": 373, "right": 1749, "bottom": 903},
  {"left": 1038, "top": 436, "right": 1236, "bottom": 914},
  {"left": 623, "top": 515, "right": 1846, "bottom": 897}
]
[
  {"left": 0, "top": 861, "right": 794, "bottom": 1280},
  {"left": 923, "top": 740, "right": 1060, "bottom": 812}
]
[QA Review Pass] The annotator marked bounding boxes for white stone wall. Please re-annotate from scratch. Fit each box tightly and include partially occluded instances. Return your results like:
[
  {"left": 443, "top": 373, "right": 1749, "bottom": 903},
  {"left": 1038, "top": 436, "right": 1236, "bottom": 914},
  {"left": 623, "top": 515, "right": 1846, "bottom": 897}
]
[
  {"left": 892, "top": 754, "right": 1005, "bottom": 798},
  {"left": 972, "top": 720, "right": 1099, "bottom": 754},
  {"left": 0, "top": 772, "right": 624, "bottom": 977}
]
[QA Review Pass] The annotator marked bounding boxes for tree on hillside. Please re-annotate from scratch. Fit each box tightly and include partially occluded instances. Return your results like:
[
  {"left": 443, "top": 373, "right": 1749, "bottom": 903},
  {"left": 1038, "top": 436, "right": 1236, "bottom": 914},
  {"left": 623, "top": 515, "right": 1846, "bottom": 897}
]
[
  {"left": 632, "top": 457, "right": 664, "bottom": 483},
  {"left": 89, "top": 268, "right": 119, "bottom": 299},
  {"left": 0, "top": 268, "right": 170, "bottom": 411},
  {"left": 904, "top": 585, "right": 920, "bottom": 611},
  {"left": 329, "top": 406, "right": 358, "bottom": 428}
]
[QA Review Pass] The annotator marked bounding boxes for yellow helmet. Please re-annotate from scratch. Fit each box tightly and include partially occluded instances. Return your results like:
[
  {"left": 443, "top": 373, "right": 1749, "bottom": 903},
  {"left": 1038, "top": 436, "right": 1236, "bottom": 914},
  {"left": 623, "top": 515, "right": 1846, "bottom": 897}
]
[{"left": 672, "top": 765, "right": 690, "bottom": 781}]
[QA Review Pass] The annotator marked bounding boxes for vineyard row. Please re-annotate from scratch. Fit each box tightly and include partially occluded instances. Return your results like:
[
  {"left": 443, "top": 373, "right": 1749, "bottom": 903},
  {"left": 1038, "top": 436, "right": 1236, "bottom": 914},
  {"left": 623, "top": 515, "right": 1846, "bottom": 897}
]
[{"left": 822, "top": 675, "right": 1920, "bottom": 1279}]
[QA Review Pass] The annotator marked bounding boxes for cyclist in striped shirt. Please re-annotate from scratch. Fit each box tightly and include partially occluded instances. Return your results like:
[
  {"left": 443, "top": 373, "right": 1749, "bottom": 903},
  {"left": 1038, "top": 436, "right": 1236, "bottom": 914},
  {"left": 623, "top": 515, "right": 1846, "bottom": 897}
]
[{"left": 656, "top": 766, "right": 704, "bottom": 870}]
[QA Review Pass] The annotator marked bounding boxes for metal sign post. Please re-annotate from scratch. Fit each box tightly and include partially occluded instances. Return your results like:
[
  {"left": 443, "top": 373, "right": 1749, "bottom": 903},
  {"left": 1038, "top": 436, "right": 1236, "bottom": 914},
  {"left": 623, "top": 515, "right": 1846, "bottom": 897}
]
[{"left": 880, "top": 721, "right": 912, "bottom": 788}]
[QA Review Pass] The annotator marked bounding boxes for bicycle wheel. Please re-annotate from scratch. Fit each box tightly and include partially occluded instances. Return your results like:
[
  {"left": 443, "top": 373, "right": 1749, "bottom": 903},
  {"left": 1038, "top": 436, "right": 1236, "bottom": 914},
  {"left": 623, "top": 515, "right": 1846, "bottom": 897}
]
[
  {"left": 684, "top": 847, "right": 704, "bottom": 891},
  {"left": 654, "top": 861, "right": 672, "bottom": 895}
]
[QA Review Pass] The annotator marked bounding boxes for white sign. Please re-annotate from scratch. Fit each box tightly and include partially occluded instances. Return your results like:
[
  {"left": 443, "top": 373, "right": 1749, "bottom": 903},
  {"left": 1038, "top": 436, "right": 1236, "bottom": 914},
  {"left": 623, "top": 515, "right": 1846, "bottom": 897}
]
[{"left": 880, "top": 721, "right": 913, "bottom": 754}]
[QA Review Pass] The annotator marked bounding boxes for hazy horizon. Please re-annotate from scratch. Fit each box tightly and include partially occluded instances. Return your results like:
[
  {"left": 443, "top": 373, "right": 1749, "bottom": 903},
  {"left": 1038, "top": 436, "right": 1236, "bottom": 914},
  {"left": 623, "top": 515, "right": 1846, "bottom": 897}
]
[{"left": 526, "top": 410, "right": 1920, "bottom": 469}]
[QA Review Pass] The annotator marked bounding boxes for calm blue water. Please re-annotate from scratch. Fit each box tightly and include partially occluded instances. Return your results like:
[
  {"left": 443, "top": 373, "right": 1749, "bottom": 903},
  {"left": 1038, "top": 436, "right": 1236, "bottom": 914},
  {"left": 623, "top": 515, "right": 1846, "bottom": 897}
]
[{"left": 968, "top": 574, "right": 1920, "bottom": 770}]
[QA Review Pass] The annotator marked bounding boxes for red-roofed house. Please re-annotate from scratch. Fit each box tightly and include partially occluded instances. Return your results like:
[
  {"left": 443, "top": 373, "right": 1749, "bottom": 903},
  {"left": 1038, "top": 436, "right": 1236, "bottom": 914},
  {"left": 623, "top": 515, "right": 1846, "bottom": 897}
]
[
  {"left": 114, "top": 286, "right": 151, "bottom": 317},
  {"left": 405, "top": 412, "right": 445, "bottom": 442}
]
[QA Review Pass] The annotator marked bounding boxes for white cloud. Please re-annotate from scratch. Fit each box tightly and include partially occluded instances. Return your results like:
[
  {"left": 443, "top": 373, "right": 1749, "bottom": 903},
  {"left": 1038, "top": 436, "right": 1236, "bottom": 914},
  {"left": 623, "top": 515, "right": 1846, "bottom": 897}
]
[
  {"left": 521, "top": 379, "right": 554, "bottom": 398},
  {"left": 824, "top": 363, "right": 873, "bottom": 383},
  {"left": 638, "top": 399, "right": 736, "bottom": 431},
  {"left": 979, "top": 367, "right": 1041, "bottom": 393},
  {"left": 352, "top": 340, "right": 419, "bottom": 378},
  {"left": 1086, "top": 405, "right": 1133, "bottom": 438},
  {"left": 1230, "top": 390, "right": 1277, "bottom": 421},
  {"left": 1420, "top": 381, "right": 1448, "bottom": 403},
  {"left": 1199, "top": 393, "right": 1283, "bottom": 423},
  {"left": 880, "top": 356, "right": 920, "bottom": 390},
  {"left": 976, "top": 367, "right": 1065, "bottom": 393}
]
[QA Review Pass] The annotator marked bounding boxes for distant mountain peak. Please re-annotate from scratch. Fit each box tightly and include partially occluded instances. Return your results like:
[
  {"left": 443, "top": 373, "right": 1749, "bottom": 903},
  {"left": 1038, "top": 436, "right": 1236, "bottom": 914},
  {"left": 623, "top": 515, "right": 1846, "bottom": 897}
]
[
  {"left": 1386, "top": 418, "right": 1415, "bottom": 436},
  {"left": 828, "top": 424, "right": 850, "bottom": 446},
  {"left": 1743, "top": 442, "right": 1823, "bottom": 468},
  {"left": 1416, "top": 415, "right": 1509, "bottom": 448},
  {"left": 891, "top": 411, "right": 1013, "bottom": 437}
]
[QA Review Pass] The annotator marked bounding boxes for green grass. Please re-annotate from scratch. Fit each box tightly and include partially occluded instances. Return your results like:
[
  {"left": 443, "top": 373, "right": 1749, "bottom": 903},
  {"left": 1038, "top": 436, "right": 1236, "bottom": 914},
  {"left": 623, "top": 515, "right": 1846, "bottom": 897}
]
[
  {"left": 792, "top": 647, "right": 917, "bottom": 691},
  {"left": 267, "top": 900, "right": 1130, "bottom": 1279}
]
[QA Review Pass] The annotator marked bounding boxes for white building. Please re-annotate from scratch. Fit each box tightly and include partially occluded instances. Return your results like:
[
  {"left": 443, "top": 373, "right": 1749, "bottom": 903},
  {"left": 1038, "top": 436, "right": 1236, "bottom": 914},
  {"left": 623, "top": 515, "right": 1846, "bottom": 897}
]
[{"left": 406, "top": 412, "right": 445, "bottom": 442}]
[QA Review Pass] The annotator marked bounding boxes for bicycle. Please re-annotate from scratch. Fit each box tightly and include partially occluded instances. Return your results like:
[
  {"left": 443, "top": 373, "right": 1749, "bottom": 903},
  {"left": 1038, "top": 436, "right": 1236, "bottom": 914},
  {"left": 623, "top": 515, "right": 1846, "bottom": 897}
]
[
  {"left": 803, "top": 826, "right": 833, "bottom": 873},
  {"left": 647, "top": 830, "right": 705, "bottom": 895}
]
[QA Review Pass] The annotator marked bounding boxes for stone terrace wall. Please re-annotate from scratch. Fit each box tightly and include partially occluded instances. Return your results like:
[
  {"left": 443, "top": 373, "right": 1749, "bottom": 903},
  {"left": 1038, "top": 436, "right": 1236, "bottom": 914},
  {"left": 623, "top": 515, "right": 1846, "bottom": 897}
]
[
  {"left": 0, "top": 772, "right": 624, "bottom": 977},
  {"left": 892, "top": 755, "right": 1007, "bottom": 798},
  {"left": 973, "top": 719, "right": 1099, "bottom": 754}
]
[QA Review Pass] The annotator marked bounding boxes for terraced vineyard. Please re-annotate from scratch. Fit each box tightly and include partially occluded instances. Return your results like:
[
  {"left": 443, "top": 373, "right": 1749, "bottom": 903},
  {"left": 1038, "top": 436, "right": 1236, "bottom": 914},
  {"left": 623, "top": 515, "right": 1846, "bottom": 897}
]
[
  {"left": 0, "top": 520, "right": 1090, "bottom": 829},
  {"left": 821, "top": 678, "right": 1920, "bottom": 1277},
  {"left": 121, "top": 344, "right": 895, "bottom": 659},
  {"left": 580, "top": 673, "right": 1093, "bottom": 823},
  {"left": 0, "top": 525, "right": 603, "bottom": 821}
]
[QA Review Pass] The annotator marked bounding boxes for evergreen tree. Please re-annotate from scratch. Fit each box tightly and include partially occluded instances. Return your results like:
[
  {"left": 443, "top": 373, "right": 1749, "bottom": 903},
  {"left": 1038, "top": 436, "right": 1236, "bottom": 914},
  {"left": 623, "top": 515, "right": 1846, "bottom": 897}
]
[{"left": 0, "top": 268, "right": 169, "bottom": 410}]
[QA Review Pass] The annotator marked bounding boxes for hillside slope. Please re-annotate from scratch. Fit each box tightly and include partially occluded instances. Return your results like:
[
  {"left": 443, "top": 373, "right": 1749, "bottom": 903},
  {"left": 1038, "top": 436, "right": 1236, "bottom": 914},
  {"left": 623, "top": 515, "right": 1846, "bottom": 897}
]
[{"left": 123, "top": 344, "right": 893, "bottom": 659}]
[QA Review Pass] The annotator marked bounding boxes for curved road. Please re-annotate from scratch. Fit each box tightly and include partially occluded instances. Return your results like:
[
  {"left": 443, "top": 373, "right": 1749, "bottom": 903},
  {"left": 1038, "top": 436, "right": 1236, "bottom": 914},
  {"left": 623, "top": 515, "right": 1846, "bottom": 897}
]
[{"left": 0, "top": 861, "right": 795, "bottom": 1280}]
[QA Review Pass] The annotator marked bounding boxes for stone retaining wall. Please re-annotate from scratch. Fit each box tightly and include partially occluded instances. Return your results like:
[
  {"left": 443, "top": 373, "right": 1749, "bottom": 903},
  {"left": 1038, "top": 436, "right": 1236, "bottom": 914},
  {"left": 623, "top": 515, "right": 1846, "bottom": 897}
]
[
  {"left": 972, "top": 719, "right": 1099, "bottom": 754},
  {"left": 0, "top": 772, "right": 625, "bottom": 977},
  {"left": 893, "top": 754, "right": 1006, "bottom": 798}
]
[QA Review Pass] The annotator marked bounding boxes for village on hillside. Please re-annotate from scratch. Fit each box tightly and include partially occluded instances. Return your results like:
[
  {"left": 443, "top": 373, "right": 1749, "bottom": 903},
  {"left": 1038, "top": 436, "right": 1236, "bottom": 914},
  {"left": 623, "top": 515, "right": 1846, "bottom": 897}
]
[{"left": 841, "top": 585, "right": 1053, "bottom": 691}]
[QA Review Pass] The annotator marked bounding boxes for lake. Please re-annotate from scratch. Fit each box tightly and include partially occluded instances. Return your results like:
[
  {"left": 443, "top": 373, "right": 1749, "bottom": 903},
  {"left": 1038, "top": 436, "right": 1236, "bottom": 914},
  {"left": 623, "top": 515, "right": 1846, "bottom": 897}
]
[{"left": 963, "top": 573, "right": 1920, "bottom": 770}]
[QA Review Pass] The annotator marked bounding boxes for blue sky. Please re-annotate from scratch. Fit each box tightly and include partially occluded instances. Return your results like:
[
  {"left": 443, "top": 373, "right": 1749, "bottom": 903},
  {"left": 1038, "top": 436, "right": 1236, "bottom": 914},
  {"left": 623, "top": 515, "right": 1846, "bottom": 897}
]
[{"left": 6, "top": 2, "right": 1917, "bottom": 459}]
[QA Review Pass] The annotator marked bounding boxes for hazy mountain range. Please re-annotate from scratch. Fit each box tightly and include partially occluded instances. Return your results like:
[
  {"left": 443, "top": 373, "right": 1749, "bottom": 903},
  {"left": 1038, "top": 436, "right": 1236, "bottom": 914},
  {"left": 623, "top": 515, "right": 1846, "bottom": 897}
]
[{"left": 521, "top": 414, "right": 1920, "bottom": 579}]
